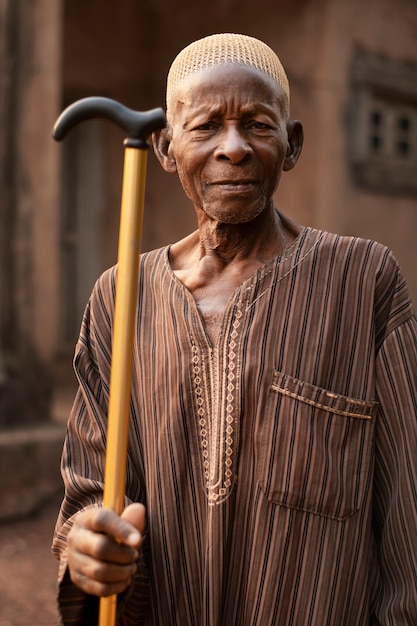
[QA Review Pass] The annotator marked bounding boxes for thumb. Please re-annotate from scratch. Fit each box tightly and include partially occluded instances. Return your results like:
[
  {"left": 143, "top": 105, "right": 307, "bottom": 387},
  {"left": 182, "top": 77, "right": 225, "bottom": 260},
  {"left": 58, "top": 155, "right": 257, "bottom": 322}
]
[{"left": 121, "top": 503, "right": 146, "bottom": 540}]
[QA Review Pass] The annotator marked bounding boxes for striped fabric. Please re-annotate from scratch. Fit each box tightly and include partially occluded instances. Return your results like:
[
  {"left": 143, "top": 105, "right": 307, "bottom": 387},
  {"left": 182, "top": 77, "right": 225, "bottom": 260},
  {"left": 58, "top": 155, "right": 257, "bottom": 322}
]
[{"left": 53, "top": 227, "right": 417, "bottom": 625}]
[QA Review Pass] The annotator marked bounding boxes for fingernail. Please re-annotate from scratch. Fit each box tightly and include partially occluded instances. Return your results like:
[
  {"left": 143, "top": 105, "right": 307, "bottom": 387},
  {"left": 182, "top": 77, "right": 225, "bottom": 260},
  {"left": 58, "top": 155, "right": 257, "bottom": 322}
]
[{"left": 128, "top": 531, "right": 141, "bottom": 545}]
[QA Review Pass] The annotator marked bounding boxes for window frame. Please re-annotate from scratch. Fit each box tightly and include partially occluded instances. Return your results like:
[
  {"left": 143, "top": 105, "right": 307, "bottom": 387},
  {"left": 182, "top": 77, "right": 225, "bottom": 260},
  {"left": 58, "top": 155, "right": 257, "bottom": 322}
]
[{"left": 349, "top": 47, "right": 417, "bottom": 196}]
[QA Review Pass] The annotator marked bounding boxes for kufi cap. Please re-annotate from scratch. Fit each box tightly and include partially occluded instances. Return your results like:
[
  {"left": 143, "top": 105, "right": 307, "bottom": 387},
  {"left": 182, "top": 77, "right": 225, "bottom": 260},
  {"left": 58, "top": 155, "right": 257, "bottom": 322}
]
[{"left": 166, "top": 33, "right": 290, "bottom": 112}]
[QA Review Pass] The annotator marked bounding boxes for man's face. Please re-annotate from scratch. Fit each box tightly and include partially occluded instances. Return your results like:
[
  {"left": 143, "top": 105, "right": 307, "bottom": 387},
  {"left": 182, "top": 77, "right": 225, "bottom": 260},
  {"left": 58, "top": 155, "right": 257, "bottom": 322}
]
[{"left": 165, "top": 63, "right": 291, "bottom": 225}]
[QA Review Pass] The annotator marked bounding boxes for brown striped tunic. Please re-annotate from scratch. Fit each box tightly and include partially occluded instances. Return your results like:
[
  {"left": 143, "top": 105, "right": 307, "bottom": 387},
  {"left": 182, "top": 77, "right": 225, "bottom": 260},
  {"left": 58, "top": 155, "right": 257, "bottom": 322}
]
[{"left": 53, "top": 227, "right": 417, "bottom": 625}]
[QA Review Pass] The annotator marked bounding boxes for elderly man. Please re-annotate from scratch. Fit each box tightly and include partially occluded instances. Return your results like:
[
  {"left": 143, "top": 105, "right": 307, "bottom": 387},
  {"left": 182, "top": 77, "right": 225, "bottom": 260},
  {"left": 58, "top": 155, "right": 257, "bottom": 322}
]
[{"left": 53, "top": 34, "right": 417, "bottom": 625}]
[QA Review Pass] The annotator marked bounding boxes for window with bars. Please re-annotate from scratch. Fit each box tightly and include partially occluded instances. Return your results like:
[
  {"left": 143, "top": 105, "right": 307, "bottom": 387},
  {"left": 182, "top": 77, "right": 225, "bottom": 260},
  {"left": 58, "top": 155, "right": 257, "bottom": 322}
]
[
  {"left": 349, "top": 48, "right": 417, "bottom": 195},
  {"left": 366, "top": 102, "right": 416, "bottom": 160}
]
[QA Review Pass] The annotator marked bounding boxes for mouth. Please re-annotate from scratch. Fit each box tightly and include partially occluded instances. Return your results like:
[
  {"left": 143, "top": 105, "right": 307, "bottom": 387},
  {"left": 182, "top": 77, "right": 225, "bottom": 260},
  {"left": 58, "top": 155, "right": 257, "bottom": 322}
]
[{"left": 208, "top": 180, "right": 258, "bottom": 191}]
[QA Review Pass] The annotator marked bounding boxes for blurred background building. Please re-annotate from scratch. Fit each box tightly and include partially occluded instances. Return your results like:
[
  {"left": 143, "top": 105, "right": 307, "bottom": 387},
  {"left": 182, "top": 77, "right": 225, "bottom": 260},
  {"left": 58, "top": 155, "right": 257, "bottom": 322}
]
[{"left": 1, "top": 0, "right": 417, "bottom": 434}]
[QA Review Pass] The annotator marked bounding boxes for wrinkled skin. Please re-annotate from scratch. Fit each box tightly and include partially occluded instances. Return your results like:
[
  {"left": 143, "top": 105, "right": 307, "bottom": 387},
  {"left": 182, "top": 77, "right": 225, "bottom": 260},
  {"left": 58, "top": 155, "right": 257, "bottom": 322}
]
[
  {"left": 67, "top": 504, "right": 145, "bottom": 597},
  {"left": 66, "top": 62, "right": 303, "bottom": 596}
]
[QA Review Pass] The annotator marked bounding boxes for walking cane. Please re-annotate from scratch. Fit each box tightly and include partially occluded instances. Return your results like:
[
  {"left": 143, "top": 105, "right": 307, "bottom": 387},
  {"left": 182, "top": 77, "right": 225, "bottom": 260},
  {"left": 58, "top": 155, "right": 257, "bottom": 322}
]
[{"left": 53, "top": 97, "right": 166, "bottom": 626}]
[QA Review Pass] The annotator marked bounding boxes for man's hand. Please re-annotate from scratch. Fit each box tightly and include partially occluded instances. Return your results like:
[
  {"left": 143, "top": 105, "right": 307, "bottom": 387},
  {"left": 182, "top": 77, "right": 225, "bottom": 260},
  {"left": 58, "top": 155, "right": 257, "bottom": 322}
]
[{"left": 67, "top": 503, "right": 146, "bottom": 597}]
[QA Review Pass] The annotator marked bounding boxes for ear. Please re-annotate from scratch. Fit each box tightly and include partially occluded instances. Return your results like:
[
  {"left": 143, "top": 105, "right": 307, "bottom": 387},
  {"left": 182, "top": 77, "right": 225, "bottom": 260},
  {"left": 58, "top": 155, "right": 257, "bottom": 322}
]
[
  {"left": 152, "top": 127, "right": 177, "bottom": 174},
  {"left": 283, "top": 120, "right": 304, "bottom": 171}
]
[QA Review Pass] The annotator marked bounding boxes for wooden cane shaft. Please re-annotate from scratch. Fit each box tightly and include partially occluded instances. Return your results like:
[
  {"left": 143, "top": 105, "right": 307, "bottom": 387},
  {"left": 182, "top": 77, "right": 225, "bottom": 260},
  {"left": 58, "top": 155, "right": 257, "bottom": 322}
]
[{"left": 99, "top": 147, "right": 148, "bottom": 626}]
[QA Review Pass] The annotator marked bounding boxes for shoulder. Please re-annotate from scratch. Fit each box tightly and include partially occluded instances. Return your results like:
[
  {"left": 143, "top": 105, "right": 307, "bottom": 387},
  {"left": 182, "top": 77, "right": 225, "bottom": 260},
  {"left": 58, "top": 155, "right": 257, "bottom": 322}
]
[
  {"left": 312, "top": 229, "right": 401, "bottom": 281},
  {"left": 93, "top": 246, "right": 169, "bottom": 294},
  {"left": 314, "top": 229, "right": 415, "bottom": 338},
  {"left": 314, "top": 229, "right": 390, "bottom": 262}
]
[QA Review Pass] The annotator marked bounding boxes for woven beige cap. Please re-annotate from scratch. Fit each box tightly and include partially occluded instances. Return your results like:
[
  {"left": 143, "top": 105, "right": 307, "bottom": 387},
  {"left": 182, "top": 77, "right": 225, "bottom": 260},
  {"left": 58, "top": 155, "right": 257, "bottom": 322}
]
[{"left": 166, "top": 33, "right": 290, "bottom": 112}]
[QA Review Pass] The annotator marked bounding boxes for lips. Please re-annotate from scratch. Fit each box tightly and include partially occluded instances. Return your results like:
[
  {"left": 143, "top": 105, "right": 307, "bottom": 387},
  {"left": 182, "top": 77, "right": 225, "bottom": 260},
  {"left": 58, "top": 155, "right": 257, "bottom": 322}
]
[{"left": 208, "top": 179, "right": 258, "bottom": 190}]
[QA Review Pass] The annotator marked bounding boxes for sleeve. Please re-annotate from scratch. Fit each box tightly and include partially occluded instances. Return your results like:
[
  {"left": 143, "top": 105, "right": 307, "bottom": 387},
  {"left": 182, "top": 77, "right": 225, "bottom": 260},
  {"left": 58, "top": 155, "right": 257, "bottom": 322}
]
[
  {"left": 52, "top": 270, "right": 150, "bottom": 625},
  {"left": 51, "top": 280, "right": 112, "bottom": 625},
  {"left": 372, "top": 313, "right": 417, "bottom": 623}
]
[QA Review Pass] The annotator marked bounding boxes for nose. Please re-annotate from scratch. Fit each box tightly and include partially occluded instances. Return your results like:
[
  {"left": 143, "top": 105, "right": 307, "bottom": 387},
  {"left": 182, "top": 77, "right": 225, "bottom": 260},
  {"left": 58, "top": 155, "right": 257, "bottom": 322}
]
[{"left": 213, "top": 124, "right": 252, "bottom": 163}]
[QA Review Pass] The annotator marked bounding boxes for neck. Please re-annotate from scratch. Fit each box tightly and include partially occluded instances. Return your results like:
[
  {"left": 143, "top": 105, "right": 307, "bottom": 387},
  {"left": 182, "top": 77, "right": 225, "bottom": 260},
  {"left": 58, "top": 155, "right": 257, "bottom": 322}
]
[{"left": 196, "top": 206, "right": 294, "bottom": 265}]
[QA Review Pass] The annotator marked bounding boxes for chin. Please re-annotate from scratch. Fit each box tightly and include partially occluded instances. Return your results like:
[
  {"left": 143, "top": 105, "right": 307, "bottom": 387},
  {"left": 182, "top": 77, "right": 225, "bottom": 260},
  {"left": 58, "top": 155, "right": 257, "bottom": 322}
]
[{"left": 203, "top": 204, "right": 265, "bottom": 225}]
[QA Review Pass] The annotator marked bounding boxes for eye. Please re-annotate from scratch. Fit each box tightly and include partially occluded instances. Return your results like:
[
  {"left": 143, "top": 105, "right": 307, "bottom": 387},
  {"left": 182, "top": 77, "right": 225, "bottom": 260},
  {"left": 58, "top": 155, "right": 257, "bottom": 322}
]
[
  {"left": 247, "top": 120, "right": 273, "bottom": 131},
  {"left": 192, "top": 120, "right": 219, "bottom": 132}
]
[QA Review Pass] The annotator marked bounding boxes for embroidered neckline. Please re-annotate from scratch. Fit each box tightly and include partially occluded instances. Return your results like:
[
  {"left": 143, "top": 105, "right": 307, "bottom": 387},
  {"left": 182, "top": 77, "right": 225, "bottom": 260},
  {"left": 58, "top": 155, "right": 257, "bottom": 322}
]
[{"left": 189, "top": 305, "right": 244, "bottom": 505}]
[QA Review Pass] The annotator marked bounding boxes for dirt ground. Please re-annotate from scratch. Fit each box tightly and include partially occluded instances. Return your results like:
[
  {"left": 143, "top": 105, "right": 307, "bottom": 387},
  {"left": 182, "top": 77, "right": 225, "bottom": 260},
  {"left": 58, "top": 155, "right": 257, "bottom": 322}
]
[{"left": 0, "top": 491, "right": 63, "bottom": 626}]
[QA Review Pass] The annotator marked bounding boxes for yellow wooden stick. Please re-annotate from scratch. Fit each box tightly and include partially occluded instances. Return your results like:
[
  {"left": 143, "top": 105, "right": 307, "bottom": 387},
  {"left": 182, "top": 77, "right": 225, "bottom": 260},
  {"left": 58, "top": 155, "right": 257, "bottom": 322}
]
[{"left": 99, "top": 147, "right": 148, "bottom": 626}]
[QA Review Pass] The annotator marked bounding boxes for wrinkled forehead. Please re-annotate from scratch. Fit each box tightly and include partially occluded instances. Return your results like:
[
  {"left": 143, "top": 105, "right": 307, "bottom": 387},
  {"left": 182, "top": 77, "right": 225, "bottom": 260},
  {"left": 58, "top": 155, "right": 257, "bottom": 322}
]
[
  {"left": 167, "top": 63, "right": 289, "bottom": 125},
  {"left": 166, "top": 33, "right": 290, "bottom": 113}
]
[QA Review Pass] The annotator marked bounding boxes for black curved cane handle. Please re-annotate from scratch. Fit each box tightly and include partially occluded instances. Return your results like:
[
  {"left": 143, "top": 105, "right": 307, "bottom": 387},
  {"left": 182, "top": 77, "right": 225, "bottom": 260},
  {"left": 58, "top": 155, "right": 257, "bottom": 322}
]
[{"left": 53, "top": 97, "right": 166, "bottom": 148}]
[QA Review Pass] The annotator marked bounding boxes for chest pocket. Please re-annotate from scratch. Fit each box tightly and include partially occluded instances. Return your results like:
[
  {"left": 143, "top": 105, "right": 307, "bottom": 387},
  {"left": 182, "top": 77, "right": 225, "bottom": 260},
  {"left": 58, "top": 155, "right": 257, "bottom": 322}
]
[{"left": 256, "top": 371, "right": 378, "bottom": 521}]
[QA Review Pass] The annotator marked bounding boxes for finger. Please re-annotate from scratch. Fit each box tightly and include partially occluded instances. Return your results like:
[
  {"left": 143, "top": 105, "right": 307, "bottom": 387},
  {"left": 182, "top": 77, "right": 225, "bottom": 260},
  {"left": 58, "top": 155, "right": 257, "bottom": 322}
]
[
  {"left": 84, "top": 507, "right": 142, "bottom": 548},
  {"left": 121, "top": 503, "right": 146, "bottom": 536},
  {"left": 69, "top": 552, "right": 137, "bottom": 597},
  {"left": 70, "top": 525, "right": 139, "bottom": 564}
]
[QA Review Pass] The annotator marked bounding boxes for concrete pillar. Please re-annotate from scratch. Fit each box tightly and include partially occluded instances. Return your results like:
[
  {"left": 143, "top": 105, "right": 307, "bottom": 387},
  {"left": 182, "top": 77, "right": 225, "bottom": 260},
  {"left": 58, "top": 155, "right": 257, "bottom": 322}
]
[{"left": 0, "top": 0, "right": 63, "bottom": 427}]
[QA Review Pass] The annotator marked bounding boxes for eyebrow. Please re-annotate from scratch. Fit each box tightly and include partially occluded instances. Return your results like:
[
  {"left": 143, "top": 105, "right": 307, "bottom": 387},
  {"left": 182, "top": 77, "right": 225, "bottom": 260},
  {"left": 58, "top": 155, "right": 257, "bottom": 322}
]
[{"left": 184, "top": 100, "right": 280, "bottom": 121}]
